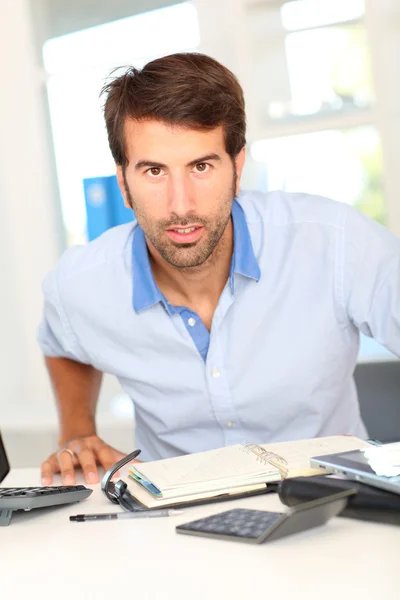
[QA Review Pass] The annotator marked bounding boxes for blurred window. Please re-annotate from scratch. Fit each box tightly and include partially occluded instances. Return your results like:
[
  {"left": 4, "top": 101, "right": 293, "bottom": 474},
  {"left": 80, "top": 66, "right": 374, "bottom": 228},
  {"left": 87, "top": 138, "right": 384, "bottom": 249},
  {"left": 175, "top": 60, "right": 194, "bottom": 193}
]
[
  {"left": 249, "top": 0, "right": 386, "bottom": 226},
  {"left": 43, "top": 2, "right": 200, "bottom": 245},
  {"left": 251, "top": 126, "right": 385, "bottom": 225},
  {"left": 266, "top": 0, "right": 371, "bottom": 121}
]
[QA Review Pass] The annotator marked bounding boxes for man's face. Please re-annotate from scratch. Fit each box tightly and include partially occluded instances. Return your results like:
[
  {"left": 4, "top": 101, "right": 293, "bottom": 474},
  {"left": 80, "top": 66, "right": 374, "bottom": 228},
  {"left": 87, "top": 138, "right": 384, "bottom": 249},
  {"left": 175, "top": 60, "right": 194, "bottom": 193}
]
[{"left": 116, "top": 119, "right": 245, "bottom": 269}]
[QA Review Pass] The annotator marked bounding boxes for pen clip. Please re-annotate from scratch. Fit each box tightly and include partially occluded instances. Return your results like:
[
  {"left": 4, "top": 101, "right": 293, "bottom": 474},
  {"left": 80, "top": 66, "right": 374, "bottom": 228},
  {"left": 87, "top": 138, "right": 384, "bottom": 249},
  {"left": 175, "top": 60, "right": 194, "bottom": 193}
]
[{"left": 101, "top": 448, "right": 141, "bottom": 504}]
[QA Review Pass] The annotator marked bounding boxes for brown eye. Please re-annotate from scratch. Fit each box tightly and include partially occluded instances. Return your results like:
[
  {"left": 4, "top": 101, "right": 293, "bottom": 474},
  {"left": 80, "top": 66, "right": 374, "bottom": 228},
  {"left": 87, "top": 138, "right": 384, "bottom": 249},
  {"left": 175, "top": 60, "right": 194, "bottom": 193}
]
[
  {"left": 149, "top": 167, "right": 161, "bottom": 176},
  {"left": 196, "top": 163, "right": 208, "bottom": 172}
]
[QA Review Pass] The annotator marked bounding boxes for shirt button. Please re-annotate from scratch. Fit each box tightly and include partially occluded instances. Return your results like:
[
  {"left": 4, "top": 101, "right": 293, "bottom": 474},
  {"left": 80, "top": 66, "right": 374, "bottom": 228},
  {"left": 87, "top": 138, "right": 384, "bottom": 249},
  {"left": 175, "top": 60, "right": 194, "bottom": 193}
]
[
  {"left": 211, "top": 368, "right": 220, "bottom": 378},
  {"left": 187, "top": 317, "right": 196, "bottom": 327},
  {"left": 226, "top": 421, "right": 235, "bottom": 428}
]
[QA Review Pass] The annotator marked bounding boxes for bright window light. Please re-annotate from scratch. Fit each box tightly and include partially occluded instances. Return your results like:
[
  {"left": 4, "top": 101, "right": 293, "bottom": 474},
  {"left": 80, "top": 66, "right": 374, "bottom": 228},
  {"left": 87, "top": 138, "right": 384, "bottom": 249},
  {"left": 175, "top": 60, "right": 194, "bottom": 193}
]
[
  {"left": 284, "top": 25, "right": 373, "bottom": 116},
  {"left": 251, "top": 126, "right": 386, "bottom": 224}
]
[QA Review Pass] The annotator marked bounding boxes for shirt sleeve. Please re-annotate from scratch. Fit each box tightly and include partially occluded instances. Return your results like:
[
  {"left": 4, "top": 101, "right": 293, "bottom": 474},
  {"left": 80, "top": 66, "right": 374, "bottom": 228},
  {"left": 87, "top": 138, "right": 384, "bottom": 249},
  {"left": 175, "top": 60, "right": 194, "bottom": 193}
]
[
  {"left": 37, "top": 267, "right": 90, "bottom": 364},
  {"left": 343, "top": 205, "right": 400, "bottom": 357}
]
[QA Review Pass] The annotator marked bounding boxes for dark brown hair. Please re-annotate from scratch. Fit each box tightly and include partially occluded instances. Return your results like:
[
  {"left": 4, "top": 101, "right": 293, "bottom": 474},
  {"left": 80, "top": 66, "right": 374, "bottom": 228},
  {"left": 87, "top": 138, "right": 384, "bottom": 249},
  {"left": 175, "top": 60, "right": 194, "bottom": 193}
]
[{"left": 101, "top": 53, "right": 246, "bottom": 168}]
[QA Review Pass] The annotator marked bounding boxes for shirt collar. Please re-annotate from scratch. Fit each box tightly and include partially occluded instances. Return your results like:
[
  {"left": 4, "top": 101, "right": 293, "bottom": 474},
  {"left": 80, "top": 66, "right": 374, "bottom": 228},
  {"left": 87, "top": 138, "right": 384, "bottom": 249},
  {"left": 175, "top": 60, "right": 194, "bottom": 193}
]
[
  {"left": 229, "top": 198, "right": 261, "bottom": 292},
  {"left": 132, "top": 198, "right": 261, "bottom": 313}
]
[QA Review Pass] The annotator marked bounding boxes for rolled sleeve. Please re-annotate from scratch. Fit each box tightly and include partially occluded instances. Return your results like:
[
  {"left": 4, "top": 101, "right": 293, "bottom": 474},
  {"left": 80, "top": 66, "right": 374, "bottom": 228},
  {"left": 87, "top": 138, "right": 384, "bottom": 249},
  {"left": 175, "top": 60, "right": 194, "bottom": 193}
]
[
  {"left": 344, "top": 206, "right": 400, "bottom": 357},
  {"left": 37, "top": 268, "right": 90, "bottom": 363}
]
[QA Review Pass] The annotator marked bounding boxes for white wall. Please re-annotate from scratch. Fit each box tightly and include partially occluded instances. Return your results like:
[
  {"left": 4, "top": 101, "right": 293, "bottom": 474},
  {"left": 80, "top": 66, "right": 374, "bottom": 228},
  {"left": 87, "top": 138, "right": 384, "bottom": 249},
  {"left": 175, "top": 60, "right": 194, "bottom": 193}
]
[{"left": 0, "top": 0, "right": 61, "bottom": 425}]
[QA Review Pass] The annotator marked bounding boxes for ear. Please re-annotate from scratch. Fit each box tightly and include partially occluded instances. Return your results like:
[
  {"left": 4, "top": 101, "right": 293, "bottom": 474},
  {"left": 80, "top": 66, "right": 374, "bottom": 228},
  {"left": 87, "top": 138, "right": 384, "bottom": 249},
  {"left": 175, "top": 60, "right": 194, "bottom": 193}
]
[
  {"left": 234, "top": 147, "right": 246, "bottom": 195},
  {"left": 116, "top": 165, "right": 132, "bottom": 209}
]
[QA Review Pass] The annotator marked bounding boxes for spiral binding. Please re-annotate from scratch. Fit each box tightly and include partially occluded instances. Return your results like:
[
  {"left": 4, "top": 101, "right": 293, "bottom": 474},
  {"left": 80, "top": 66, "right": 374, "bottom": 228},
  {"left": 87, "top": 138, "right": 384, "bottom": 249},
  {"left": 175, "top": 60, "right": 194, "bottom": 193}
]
[{"left": 241, "top": 443, "right": 289, "bottom": 479}]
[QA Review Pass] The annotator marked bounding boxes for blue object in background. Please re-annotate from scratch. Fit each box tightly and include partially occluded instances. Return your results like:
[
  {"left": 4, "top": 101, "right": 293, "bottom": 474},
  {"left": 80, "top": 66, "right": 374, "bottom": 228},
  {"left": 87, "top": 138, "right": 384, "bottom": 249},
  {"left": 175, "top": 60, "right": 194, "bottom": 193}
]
[{"left": 83, "top": 175, "right": 134, "bottom": 241}]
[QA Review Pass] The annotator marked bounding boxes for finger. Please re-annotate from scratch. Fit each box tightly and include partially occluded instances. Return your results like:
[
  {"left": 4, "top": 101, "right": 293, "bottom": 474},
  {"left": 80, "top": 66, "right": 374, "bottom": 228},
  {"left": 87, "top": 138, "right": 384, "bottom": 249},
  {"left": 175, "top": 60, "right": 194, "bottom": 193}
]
[
  {"left": 107, "top": 447, "right": 130, "bottom": 477},
  {"left": 41, "top": 456, "right": 59, "bottom": 485},
  {"left": 110, "top": 447, "right": 128, "bottom": 462},
  {"left": 57, "top": 449, "right": 76, "bottom": 485},
  {"left": 89, "top": 440, "right": 125, "bottom": 463},
  {"left": 75, "top": 447, "right": 100, "bottom": 484},
  {"left": 96, "top": 444, "right": 123, "bottom": 473}
]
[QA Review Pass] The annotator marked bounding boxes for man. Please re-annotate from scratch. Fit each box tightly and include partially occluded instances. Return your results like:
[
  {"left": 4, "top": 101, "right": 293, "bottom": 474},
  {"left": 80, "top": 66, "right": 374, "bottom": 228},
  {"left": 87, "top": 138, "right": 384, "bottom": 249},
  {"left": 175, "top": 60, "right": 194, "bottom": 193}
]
[{"left": 38, "top": 53, "right": 400, "bottom": 486}]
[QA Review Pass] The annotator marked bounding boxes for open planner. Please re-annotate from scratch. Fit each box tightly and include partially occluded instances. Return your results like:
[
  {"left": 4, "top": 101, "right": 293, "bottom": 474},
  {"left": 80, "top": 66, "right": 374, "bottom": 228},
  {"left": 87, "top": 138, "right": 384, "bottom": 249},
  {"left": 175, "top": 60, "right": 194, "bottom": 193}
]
[{"left": 122, "top": 435, "right": 371, "bottom": 509}]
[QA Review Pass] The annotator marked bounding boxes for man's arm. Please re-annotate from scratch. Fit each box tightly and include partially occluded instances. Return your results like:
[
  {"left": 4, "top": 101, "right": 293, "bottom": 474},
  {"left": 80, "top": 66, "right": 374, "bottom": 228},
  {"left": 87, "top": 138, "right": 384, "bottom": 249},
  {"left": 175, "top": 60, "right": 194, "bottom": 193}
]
[
  {"left": 47, "top": 357, "right": 101, "bottom": 443},
  {"left": 343, "top": 205, "right": 400, "bottom": 356},
  {"left": 41, "top": 357, "right": 126, "bottom": 485},
  {"left": 38, "top": 262, "right": 139, "bottom": 484}
]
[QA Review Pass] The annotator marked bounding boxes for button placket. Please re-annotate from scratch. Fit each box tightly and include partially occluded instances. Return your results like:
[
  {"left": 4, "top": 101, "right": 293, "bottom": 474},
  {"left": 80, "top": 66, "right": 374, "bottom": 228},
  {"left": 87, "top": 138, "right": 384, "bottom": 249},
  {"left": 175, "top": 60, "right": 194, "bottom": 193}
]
[{"left": 206, "top": 327, "right": 244, "bottom": 445}]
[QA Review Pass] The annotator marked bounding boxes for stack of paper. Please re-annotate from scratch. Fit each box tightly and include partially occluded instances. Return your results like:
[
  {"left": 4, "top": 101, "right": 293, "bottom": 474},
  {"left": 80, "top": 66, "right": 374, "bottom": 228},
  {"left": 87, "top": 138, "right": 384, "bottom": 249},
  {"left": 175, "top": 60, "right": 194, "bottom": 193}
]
[{"left": 130, "top": 445, "right": 280, "bottom": 500}]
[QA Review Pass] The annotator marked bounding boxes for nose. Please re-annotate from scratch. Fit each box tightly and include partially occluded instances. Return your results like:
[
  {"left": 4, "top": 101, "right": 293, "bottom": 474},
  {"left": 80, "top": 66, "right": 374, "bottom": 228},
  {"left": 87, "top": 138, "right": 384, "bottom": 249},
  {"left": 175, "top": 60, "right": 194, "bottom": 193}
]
[{"left": 167, "top": 171, "right": 195, "bottom": 217}]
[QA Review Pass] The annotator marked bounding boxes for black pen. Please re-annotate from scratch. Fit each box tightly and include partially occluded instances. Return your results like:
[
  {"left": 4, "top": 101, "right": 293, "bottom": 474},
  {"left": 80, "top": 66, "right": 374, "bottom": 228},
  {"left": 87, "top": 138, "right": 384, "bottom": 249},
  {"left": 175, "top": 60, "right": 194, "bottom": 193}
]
[{"left": 70, "top": 508, "right": 184, "bottom": 522}]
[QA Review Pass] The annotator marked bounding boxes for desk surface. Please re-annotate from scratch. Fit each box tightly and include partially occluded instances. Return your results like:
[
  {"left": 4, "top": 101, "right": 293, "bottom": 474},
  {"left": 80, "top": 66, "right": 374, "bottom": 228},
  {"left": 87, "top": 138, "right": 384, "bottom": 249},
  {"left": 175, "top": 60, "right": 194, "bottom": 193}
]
[{"left": 1, "top": 468, "right": 398, "bottom": 600}]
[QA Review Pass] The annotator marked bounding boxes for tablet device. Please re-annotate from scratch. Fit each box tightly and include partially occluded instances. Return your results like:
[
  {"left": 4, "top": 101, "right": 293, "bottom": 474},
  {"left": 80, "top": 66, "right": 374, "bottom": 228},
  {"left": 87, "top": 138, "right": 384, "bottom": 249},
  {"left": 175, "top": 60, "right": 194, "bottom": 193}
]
[{"left": 310, "top": 448, "right": 400, "bottom": 495}]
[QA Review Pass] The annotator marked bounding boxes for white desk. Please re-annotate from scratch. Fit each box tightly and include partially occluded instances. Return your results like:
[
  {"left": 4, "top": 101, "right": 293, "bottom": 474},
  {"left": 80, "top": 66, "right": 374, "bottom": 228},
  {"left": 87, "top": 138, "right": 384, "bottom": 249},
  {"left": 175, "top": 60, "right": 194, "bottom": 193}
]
[{"left": 1, "top": 468, "right": 398, "bottom": 600}]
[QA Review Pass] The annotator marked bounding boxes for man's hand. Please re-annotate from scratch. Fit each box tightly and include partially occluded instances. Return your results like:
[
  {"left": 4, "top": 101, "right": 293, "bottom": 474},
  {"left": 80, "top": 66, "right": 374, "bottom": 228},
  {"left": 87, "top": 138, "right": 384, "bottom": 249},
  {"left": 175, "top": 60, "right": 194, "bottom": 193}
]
[{"left": 41, "top": 435, "right": 131, "bottom": 485}]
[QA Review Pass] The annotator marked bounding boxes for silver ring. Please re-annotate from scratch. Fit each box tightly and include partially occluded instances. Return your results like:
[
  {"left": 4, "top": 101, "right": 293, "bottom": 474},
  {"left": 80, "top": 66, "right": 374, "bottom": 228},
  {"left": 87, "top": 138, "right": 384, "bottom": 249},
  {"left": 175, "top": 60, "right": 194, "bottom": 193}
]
[{"left": 56, "top": 447, "right": 76, "bottom": 461}]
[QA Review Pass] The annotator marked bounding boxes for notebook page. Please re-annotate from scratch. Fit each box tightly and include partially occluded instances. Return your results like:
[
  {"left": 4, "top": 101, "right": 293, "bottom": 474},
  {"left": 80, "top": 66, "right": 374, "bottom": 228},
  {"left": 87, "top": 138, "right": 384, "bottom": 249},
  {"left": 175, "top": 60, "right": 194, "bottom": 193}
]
[
  {"left": 259, "top": 435, "right": 371, "bottom": 475},
  {"left": 124, "top": 475, "right": 267, "bottom": 508},
  {"left": 154, "top": 471, "right": 277, "bottom": 498},
  {"left": 133, "top": 444, "right": 278, "bottom": 492}
]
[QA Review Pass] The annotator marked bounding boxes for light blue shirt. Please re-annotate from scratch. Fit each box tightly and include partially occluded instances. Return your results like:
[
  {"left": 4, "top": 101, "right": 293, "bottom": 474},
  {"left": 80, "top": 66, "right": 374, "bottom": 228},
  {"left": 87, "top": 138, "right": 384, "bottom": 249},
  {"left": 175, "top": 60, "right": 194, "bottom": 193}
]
[{"left": 38, "top": 190, "right": 400, "bottom": 461}]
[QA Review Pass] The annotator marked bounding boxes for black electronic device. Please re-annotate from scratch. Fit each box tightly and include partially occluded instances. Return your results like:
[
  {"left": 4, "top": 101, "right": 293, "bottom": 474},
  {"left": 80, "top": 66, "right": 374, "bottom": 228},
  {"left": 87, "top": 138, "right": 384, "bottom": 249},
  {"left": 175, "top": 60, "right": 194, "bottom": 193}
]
[
  {"left": 0, "top": 432, "right": 10, "bottom": 483},
  {"left": 278, "top": 474, "right": 400, "bottom": 525},
  {"left": 176, "top": 488, "right": 356, "bottom": 544},
  {"left": 0, "top": 431, "right": 92, "bottom": 526}
]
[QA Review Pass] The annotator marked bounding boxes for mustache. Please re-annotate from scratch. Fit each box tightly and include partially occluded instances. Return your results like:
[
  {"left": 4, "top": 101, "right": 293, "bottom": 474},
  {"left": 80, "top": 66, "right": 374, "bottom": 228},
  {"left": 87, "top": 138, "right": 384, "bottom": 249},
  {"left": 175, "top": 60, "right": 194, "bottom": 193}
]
[{"left": 159, "top": 216, "right": 208, "bottom": 228}]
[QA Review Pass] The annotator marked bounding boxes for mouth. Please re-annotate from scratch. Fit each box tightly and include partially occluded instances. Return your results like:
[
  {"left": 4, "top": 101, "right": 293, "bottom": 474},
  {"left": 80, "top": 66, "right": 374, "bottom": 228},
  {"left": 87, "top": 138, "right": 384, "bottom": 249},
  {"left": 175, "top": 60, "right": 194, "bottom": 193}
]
[{"left": 165, "top": 226, "right": 204, "bottom": 244}]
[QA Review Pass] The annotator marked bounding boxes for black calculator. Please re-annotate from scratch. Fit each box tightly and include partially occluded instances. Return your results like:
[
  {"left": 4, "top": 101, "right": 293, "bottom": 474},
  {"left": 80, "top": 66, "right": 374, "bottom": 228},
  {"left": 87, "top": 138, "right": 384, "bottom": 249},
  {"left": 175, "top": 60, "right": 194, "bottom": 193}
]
[
  {"left": 0, "top": 485, "right": 93, "bottom": 526},
  {"left": 176, "top": 488, "right": 356, "bottom": 544},
  {"left": 0, "top": 431, "right": 93, "bottom": 526}
]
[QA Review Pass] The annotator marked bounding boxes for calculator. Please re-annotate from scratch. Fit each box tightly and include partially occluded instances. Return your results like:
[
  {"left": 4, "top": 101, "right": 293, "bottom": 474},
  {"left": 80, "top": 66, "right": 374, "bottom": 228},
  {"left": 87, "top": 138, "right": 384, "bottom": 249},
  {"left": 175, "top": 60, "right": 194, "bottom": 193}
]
[
  {"left": 0, "top": 430, "right": 93, "bottom": 526},
  {"left": 0, "top": 485, "right": 93, "bottom": 526},
  {"left": 176, "top": 488, "right": 356, "bottom": 544}
]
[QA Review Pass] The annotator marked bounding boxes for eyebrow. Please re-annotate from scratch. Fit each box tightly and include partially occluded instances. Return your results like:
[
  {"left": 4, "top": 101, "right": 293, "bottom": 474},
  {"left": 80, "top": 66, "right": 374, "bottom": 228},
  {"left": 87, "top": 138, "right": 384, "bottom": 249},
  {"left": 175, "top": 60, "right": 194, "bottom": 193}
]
[{"left": 134, "top": 153, "right": 222, "bottom": 171}]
